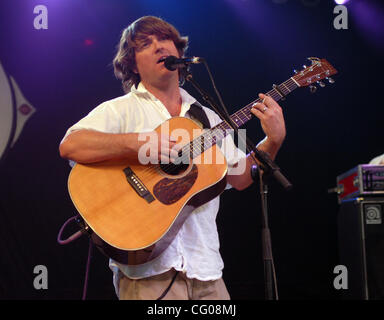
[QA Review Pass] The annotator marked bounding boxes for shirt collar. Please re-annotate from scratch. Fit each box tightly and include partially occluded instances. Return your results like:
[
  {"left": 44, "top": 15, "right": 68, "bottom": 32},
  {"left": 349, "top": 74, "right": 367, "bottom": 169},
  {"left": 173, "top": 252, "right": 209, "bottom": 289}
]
[
  {"left": 130, "top": 82, "right": 152, "bottom": 97},
  {"left": 131, "top": 82, "right": 197, "bottom": 116}
]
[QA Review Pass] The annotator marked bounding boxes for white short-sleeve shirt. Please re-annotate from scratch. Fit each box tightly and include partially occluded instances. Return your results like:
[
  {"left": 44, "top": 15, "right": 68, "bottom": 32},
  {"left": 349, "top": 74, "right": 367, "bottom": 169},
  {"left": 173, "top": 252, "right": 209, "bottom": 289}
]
[{"left": 62, "top": 83, "right": 246, "bottom": 283}]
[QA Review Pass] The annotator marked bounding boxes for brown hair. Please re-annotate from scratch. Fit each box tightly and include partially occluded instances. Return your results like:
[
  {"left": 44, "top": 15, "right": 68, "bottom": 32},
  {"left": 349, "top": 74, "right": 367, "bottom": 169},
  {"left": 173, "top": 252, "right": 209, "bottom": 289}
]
[{"left": 113, "top": 16, "right": 189, "bottom": 93}]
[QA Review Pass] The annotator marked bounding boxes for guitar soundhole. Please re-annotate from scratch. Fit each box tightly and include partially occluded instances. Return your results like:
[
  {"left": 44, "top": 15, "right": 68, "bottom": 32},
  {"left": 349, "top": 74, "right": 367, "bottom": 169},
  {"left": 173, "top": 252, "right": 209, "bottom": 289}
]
[{"left": 159, "top": 162, "right": 190, "bottom": 176}]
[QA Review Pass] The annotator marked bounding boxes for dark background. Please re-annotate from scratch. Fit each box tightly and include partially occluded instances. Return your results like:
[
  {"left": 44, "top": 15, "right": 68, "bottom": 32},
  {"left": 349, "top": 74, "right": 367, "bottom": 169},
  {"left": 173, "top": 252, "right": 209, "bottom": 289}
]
[{"left": 0, "top": 0, "right": 383, "bottom": 300}]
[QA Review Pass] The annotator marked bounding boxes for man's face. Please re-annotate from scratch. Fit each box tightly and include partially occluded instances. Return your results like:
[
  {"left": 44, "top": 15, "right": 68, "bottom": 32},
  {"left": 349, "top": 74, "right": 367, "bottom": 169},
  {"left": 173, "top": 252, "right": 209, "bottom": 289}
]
[{"left": 134, "top": 34, "right": 180, "bottom": 87}]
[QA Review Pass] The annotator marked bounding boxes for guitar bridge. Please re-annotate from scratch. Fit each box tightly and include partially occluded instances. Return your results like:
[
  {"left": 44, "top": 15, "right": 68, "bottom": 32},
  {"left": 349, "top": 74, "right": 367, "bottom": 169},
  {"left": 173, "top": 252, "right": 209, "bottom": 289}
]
[{"left": 123, "top": 167, "right": 155, "bottom": 204}]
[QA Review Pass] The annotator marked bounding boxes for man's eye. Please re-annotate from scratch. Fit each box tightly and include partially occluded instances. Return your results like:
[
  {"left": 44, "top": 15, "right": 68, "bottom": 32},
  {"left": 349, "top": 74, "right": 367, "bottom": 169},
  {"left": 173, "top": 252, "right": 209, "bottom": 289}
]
[
  {"left": 159, "top": 35, "right": 170, "bottom": 41},
  {"left": 137, "top": 41, "right": 150, "bottom": 51}
]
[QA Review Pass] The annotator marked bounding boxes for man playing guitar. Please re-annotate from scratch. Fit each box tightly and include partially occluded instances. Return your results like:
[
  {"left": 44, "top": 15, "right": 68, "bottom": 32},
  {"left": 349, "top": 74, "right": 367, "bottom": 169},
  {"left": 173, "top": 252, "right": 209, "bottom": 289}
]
[{"left": 59, "top": 16, "right": 286, "bottom": 300}]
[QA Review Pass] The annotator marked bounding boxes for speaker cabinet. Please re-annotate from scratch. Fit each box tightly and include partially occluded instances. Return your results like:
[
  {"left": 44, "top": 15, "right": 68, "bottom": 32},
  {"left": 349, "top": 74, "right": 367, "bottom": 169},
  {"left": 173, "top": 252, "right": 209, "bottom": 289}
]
[{"left": 338, "top": 197, "right": 384, "bottom": 299}]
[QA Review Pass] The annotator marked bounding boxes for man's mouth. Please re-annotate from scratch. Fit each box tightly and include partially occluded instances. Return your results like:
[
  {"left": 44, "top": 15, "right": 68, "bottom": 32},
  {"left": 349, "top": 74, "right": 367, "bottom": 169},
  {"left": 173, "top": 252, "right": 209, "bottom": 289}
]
[{"left": 157, "top": 56, "right": 169, "bottom": 64}]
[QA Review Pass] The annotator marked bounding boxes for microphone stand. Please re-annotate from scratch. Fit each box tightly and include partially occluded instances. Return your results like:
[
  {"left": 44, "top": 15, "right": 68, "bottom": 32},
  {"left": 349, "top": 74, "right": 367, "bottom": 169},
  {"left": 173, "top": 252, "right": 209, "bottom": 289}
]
[
  {"left": 182, "top": 67, "right": 292, "bottom": 300},
  {"left": 251, "top": 165, "right": 277, "bottom": 300}
]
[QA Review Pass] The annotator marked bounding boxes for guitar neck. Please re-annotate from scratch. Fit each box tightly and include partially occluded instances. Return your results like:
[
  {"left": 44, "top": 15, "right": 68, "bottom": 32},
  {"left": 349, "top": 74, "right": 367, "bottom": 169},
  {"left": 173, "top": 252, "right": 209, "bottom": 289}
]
[
  {"left": 184, "top": 77, "right": 299, "bottom": 159},
  {"left": 226, "top": 77, "right": 299, "bottom": 129}
]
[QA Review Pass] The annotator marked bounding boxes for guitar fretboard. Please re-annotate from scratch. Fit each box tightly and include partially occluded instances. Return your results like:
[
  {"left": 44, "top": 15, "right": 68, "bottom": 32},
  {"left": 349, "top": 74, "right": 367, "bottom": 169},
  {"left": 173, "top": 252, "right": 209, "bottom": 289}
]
[{"left": 182, "top": 77, "right": 299, "bottom": 159}]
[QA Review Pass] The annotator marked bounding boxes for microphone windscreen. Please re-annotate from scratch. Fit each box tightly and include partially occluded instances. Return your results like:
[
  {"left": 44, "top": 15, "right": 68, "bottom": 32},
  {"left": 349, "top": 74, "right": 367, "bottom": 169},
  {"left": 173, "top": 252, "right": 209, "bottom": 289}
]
[{"left": 164, "top": 56, "right": 178, "bottom": 71}]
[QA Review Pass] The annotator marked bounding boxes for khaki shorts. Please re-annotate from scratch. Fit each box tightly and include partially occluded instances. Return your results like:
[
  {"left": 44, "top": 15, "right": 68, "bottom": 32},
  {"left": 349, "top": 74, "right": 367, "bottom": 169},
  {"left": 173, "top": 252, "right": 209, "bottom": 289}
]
[{"left": 117, "top": 268, "right": 230, "bottom": 300}]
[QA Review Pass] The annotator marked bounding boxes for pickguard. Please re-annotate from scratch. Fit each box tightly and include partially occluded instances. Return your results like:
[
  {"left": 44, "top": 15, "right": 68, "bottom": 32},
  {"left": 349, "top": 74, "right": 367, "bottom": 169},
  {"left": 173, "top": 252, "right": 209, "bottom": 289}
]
[{"left": 153, "top": 165, "right": 198, "bottom": 205}]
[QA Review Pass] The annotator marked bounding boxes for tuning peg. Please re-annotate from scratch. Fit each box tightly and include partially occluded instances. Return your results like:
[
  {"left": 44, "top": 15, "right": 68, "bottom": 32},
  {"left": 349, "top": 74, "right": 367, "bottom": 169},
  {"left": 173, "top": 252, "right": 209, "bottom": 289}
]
[
  {"left": 293, "top": 69, "right": 298, "bottom": 74},
  {"left": 307, "top": 57, "right": 320, "bottom": 63},
  {"left": 326, "top": 77, "right": 335, "bottom": 84},
  {"left": 303, "top": 65, "right": 307, "bottom": 69},
  {"left": 317, "top": 81, "right": 325, "bottom": 88},
  {"left": 309, "top": 85, "right": 317, "bottom": 93}
]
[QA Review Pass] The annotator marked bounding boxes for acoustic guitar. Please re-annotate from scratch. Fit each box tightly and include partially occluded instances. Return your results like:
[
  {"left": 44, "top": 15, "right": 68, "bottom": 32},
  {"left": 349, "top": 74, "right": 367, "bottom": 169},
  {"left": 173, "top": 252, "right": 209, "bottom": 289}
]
[{"left": 68, "top": 57, "right": 337, "bottom": 265}]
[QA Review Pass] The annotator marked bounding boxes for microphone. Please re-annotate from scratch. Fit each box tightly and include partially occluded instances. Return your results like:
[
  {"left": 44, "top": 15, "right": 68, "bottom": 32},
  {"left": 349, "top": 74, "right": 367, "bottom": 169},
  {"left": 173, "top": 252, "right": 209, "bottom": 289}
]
[{"left": 162, "top": 55, "right": 204, "bottom": 71}]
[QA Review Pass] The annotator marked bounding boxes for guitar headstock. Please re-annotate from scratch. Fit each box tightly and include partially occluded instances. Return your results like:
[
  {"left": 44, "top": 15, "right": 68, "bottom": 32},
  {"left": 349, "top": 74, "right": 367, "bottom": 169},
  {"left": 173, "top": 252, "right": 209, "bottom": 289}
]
[{"left": 293, "top": 57, "right": 338, "bottom": 93}]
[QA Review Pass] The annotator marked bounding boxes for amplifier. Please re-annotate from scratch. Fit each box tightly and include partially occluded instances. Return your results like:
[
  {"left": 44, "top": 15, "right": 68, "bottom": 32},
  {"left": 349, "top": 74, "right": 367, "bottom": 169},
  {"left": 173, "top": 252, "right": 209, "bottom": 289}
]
[
  {"left": 334, "top": 165, "right": 384, "bottom": 203},
  {"left": 338, "top": 197, "right": 384, "bottom": 299}
]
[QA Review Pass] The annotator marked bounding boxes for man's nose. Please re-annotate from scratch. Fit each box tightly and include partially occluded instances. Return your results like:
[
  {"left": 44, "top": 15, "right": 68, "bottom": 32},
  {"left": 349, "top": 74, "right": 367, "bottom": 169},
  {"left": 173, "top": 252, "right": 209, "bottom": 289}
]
[{"left": 153, "top": 38, "right": 165, "bottom": 53}]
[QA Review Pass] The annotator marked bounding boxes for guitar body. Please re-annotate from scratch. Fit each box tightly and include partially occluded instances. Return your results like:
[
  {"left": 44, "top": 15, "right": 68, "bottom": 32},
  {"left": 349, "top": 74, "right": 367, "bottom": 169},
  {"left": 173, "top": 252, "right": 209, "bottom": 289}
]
[{"left": 68, "top": 117, "right": 228, "bottom": 265}]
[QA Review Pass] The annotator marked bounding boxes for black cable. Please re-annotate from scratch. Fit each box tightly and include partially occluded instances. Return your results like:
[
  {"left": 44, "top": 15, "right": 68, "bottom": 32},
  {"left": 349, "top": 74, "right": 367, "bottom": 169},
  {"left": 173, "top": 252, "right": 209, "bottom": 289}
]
[
  {"left": 156, "top": 270, "right": 179, "bottom": 300},
  {"left": 57, "top": 215, "right": 93, "bottom": 300},
  {"left": 202, "top": 60, "right": 231, "bottom": 119},
  {"left": 82, "top": 238, "right": 93, "bottom": 300}
]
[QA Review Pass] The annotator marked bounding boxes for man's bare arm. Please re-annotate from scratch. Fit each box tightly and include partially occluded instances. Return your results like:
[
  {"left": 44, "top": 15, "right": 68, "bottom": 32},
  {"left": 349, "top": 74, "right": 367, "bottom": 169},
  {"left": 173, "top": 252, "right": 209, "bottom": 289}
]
[{"left": 59, "top": 129, "right": 178, "bottom": 164}]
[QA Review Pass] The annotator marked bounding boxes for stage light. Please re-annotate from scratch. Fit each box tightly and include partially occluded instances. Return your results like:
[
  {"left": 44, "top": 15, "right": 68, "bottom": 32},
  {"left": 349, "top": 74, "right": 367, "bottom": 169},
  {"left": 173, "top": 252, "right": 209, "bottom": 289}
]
[
  {"left": 84, "top": 39, "right": 94, "bottom": 46},
  {"left": 335, "top": 0, "right": 350, "bottom": 4}
]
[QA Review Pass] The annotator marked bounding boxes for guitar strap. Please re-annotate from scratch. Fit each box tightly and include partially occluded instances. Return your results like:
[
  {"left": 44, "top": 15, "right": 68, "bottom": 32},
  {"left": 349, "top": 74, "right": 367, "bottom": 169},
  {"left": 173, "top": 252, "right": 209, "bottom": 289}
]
[
  {"left": 187, "top": 103, "right": 211, "bottom": 129},
  {"left": 187, "top": 102, "right": 223, "bottom": 148}
]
